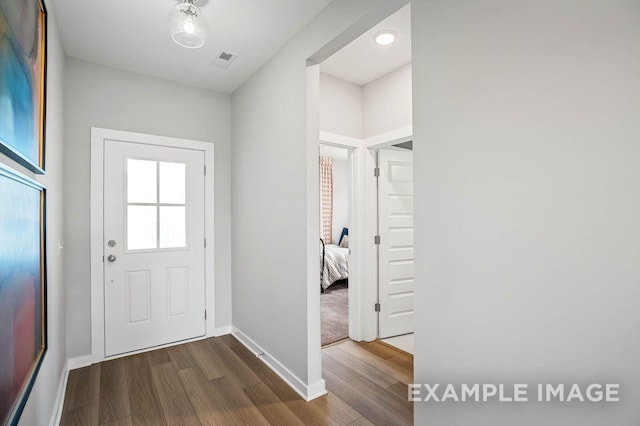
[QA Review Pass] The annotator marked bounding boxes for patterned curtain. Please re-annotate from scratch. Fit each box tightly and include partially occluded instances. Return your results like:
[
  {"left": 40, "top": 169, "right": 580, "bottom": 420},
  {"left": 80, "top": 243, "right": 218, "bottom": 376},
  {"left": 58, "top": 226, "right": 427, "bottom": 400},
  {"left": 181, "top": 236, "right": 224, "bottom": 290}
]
[{"left": 319, "top": 157, "right": 333, "bottom": 244}]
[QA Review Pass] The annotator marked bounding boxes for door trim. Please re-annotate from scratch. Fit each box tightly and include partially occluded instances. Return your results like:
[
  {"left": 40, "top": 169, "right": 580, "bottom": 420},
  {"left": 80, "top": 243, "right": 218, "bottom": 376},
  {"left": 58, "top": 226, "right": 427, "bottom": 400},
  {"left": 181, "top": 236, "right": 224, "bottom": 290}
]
[
  {"left": 318, "top": 131, "right": 413, "bottom": 342},
  {"left": 90, "top": 127, "right": 216, "bottom": 364},
  {"left": 318, "top": 139, "right": 360, "bottom": 341}
]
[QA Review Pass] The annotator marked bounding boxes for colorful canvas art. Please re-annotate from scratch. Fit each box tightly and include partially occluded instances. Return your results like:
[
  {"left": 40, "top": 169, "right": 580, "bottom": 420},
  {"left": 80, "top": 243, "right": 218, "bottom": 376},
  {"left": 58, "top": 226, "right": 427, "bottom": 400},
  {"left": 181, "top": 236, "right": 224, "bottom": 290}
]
[
  {"left": 0, "top": 0, "right": 47, "bottom": 173},
  {"left": 0, "top": 164, "right": 46, "bottom": 426}
]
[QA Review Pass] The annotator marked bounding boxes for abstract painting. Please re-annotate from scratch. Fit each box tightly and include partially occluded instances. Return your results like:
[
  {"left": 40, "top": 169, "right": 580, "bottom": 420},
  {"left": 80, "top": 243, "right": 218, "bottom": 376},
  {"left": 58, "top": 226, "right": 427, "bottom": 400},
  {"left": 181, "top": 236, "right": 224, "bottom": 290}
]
[
  {"left": 0, "top": 0, "right": 47, "bottom": 173},
  {"left": 0, "top": 163, "right": 46, "bottom": 426}
]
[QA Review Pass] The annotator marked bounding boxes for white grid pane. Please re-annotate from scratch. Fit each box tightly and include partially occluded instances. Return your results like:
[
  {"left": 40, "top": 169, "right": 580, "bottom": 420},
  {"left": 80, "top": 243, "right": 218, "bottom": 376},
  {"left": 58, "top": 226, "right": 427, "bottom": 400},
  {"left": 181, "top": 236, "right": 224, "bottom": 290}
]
[
  {"left": 160, "top": 162, "right": 186, "bottom": 204},
  {"left": 127, "top": 206, "right": 158, "bottom": 250},
  {"left": 127, "top": 159, "right": 157, "bottom": 203},
  {"left": 159, "top": 206, "right": 186, "bottom": 248}
]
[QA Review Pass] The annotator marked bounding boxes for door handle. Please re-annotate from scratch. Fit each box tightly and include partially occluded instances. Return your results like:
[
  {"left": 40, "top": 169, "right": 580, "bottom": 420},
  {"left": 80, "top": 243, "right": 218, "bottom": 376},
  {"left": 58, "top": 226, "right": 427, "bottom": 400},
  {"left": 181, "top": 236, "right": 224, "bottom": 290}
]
[{"left": 107, "top": 255, "right": 117, "bottom": 263}]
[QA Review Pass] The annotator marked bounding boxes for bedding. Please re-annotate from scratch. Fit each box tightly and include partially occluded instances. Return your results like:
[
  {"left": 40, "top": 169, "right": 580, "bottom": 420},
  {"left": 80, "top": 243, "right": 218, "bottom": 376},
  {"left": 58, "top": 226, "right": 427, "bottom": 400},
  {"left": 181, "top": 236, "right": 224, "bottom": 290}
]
[{"left": 322, "top": 244, "right": 349, "bottom": 290}]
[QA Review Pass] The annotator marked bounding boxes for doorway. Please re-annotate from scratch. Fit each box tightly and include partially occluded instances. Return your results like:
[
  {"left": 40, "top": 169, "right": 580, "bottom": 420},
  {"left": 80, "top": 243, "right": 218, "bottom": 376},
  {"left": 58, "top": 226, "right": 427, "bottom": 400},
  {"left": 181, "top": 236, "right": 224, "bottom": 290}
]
[
  {"left": 90, "top": 128, "right": 216, "bottom": 363},
  {"left": 312, "top": 3, "right": 413, "bottom": 348},
  {"left": 319, "top": 144, "right": 353, "bottom": 346}
]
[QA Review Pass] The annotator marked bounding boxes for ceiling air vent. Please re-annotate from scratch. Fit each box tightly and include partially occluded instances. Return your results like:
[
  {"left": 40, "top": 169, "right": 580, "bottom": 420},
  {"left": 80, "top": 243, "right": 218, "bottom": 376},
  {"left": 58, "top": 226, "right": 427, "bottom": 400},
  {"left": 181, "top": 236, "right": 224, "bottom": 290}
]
[{"left": 213, "top": 50, "right": 238, "bottom": 69}]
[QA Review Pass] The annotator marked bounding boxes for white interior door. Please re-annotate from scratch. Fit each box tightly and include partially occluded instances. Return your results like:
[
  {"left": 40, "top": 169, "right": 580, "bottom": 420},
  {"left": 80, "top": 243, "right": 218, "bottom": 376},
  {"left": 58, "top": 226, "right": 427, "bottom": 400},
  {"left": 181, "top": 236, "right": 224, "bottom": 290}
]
[
  {"left": 103, "top": 140, "right": 206, "bottom": 357},
  {"left": 378, "top": 148, "right": 414, "bottom": 338}
]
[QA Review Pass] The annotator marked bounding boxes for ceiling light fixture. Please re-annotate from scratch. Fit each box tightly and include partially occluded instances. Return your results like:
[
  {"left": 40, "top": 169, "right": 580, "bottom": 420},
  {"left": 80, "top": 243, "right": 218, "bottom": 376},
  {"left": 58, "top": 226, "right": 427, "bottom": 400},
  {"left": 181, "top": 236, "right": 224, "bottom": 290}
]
[
  {"left": 169, "top": 0, "right": 208, "bottom": 49},
  {"left": 375, "top": 30, "right": 398, "bottom": 46}
]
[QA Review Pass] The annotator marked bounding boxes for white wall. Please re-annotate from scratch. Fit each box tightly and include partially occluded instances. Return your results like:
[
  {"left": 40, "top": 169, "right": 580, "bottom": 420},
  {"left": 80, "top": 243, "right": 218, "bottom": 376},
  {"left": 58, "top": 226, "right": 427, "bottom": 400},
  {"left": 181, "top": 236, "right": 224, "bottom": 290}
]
[
  {"left": 320, "top": 64, "right": 412, "bottom": 141},
  {"left": 362, "top": 62, "right": 412, "bottom": 138},
  {"left": 5, "top": 5, "right": 67, "bottom": 425},
  {"left": 63, "top": 59, "right": 232, "bottom": 357},
  {"left": 319, "top": 72, "right": 363, "bottom": 139},
  {"left": 231, "top": 0, "right": 402, "bottom": 393},
  {"left": 320, "top": 145, "right": 349, "bottom": 244},
  {"left": 413, "top": 1, "right": 640, "bottom": 425}
]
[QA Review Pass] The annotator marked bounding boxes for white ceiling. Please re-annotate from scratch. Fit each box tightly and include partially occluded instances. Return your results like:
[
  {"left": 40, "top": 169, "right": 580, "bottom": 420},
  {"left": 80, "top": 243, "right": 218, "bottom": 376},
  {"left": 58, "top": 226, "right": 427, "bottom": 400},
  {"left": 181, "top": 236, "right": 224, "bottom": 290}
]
[
  {"left": 52, "top": 0, "right": 333, "bottom": 93},
  {"left": 320, "top": 4, "right": 411, "bottom": 86}
]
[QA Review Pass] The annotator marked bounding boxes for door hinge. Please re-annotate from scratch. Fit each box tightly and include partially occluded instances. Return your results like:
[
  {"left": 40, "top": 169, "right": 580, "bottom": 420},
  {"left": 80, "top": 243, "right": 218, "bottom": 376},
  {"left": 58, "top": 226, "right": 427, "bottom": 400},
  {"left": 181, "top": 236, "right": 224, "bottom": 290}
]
[
  {"left": 374, "top": 235, "right": 380, "bottom": 245},
  {"left": 102, "top": 255, "right": 104, "bottom": 262},
  {"left": 205, "top": 310, "right": 207, "bottom": 320},
  {"left": 375, "top": 303, "right": 381, "bottom": 312},
  {"left": 204, "top": 237, "right": 207, "bottom": 248},
  {"left": 374, "top": 167, "right": 380, "bottom": 177},
  {"left": 204, "top": 165, "right": 207, "bottom": 176}
]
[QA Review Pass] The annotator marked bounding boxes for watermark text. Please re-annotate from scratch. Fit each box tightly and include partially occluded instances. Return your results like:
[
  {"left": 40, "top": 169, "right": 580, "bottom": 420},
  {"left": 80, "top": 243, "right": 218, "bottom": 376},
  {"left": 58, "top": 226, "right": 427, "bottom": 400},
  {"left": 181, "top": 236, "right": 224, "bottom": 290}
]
[{"left": 408, "top": 383, "right": 619, "bottom": 403}]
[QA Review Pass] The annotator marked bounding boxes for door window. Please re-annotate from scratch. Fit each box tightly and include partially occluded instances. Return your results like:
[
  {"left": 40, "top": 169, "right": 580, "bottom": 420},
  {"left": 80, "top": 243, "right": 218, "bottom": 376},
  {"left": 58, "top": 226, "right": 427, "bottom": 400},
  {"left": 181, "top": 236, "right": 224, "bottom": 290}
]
[{"left": 126, "top": 159, "right": 187, "bottom": 250}]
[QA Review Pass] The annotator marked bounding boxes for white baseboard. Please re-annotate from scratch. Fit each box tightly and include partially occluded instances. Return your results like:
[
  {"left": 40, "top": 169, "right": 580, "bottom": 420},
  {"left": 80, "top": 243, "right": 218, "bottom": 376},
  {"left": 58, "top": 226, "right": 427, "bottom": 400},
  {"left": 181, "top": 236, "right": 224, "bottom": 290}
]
[
  {"left": 307, "top": 378, "right": 328, "bottom": 400},
  {"left": 231, "top": 326, "right": 326, "bottom": 402},
  {"left": 49, "top": 360, "right": 69, "bottom": 426},
  {"left": 211, "top": 325, "right": 232, "bottom": 336},
  {"left": 67, "top": 355, "right": 93, "bottom": 370}
]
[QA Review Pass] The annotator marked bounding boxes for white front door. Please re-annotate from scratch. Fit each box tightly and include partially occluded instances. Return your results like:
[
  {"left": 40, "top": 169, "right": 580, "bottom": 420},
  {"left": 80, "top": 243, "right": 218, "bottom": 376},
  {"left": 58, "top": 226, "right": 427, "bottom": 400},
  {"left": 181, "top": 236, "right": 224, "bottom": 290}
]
[
  {"left": 378, "top": 148, "right": 414, "bottom": 338},
  {"left": 103, "top": 140, "right": 206, "bottom": 357}
]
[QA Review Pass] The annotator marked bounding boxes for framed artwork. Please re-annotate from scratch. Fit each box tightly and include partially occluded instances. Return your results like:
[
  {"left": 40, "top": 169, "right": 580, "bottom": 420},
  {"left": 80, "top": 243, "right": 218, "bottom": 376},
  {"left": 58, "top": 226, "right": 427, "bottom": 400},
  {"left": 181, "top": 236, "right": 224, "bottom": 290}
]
[
  {"left": 0, "top": 163, "right": 47, "bottom": 426},
  {"left": 0, "top": 0, "right": 47, "bottom": 174}
]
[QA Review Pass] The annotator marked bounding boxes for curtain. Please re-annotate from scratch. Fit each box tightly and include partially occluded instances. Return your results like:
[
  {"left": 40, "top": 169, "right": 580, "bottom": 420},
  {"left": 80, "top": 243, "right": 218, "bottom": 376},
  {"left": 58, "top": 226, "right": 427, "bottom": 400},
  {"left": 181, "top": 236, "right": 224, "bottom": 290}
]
[{"left": 319, "top": 156, "right": 333, "bottom": 244}]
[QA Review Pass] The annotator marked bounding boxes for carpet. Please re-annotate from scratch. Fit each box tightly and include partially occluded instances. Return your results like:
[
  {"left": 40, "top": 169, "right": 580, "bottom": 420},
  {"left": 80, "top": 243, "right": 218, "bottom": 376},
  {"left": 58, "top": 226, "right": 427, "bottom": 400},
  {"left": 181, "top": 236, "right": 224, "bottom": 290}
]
[{"left": 321, "top": 280, "right": 349, "bottom": 346}]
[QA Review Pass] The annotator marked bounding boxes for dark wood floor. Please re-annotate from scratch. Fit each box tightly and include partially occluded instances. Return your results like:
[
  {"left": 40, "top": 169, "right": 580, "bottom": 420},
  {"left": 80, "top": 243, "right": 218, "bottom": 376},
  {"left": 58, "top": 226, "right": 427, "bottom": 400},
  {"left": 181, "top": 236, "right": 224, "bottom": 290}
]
[{"left": 60, "top": 335, "right": 413, "bottom": 425}]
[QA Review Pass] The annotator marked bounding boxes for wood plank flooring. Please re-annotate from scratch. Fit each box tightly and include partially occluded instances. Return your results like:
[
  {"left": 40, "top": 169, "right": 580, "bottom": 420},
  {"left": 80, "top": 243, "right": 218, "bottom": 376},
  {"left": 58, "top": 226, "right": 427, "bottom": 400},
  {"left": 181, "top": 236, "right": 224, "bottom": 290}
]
[{"left": 60, "top": 335, "right": 413, "bottom": 425}]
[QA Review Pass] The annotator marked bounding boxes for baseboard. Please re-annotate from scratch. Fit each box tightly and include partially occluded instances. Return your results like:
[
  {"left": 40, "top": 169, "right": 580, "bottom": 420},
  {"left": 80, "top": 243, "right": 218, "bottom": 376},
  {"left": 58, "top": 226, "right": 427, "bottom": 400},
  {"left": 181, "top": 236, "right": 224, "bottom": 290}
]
[
  {"left": 307, "top": 378, "right": 328, "bottom": 400},
  {"left": 49, "top": 360, "right": 69, "bottom": 426},
  {"left": 67, "top": 355, "right": 93, "bottom": 370},
  {"left": 231, "top": 326, "right": 326, "bottom": 402},
  {"left": 211, "top": 325, "right": 232, "bottom": 336}
]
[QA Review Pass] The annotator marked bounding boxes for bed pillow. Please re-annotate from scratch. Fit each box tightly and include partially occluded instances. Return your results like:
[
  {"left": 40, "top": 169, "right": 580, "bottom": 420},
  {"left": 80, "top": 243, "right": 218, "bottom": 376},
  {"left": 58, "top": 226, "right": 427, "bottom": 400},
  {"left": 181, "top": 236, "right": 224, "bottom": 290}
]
[{"left": 338, "top": 227, "right": 348, "bottom": 247}]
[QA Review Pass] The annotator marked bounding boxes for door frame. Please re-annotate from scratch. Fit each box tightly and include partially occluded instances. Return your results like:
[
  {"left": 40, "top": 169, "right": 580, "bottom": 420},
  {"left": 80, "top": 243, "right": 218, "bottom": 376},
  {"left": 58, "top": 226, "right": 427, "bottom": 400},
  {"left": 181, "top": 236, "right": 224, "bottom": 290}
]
[
  {"left": 318, "top": 136, "right": 361, "bottom": 340},
  {"left": 316, "top": 129, "right": 413, "bottom": 342},
  {"left": 90, "top": 127, "right": 215, "bottom": 364}
]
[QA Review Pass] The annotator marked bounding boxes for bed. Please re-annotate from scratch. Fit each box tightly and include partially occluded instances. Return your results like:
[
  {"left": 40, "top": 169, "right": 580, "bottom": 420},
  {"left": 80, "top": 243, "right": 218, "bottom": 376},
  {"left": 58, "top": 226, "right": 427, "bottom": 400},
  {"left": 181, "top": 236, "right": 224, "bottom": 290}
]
[{"left": 320, "top": 241, "right": 349, "bottom": 291}]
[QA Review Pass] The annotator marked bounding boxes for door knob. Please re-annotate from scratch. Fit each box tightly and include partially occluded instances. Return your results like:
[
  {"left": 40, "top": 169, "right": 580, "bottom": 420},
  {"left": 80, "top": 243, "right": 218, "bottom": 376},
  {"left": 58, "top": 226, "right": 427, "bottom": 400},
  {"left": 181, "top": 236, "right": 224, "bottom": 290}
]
[{"left": 107, "top": 255, "right": 117, "bottom": 263}]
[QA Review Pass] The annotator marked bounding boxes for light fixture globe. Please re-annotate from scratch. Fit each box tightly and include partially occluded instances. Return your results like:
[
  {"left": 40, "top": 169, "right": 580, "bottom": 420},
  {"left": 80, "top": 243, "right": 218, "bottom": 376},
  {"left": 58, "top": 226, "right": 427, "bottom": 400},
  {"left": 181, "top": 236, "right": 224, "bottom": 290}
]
[{"left": 169, "top": 0, "right": 208, "bottom": 49}]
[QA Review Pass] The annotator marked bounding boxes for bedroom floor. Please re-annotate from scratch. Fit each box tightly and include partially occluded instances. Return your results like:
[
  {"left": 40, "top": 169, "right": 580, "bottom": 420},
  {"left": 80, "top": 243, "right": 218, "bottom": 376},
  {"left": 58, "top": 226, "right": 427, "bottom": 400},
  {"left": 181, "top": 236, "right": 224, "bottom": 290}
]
[{"left": 321, "top": 280, "right": 349, "bottom": 346}]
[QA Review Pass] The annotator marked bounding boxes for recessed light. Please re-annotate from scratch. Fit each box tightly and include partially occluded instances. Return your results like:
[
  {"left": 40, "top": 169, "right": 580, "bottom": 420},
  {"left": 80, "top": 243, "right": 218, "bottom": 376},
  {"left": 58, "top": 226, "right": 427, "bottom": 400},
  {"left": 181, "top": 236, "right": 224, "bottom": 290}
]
[{"left": 375, "top": 30, "right": 397, "bottom": 46}]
